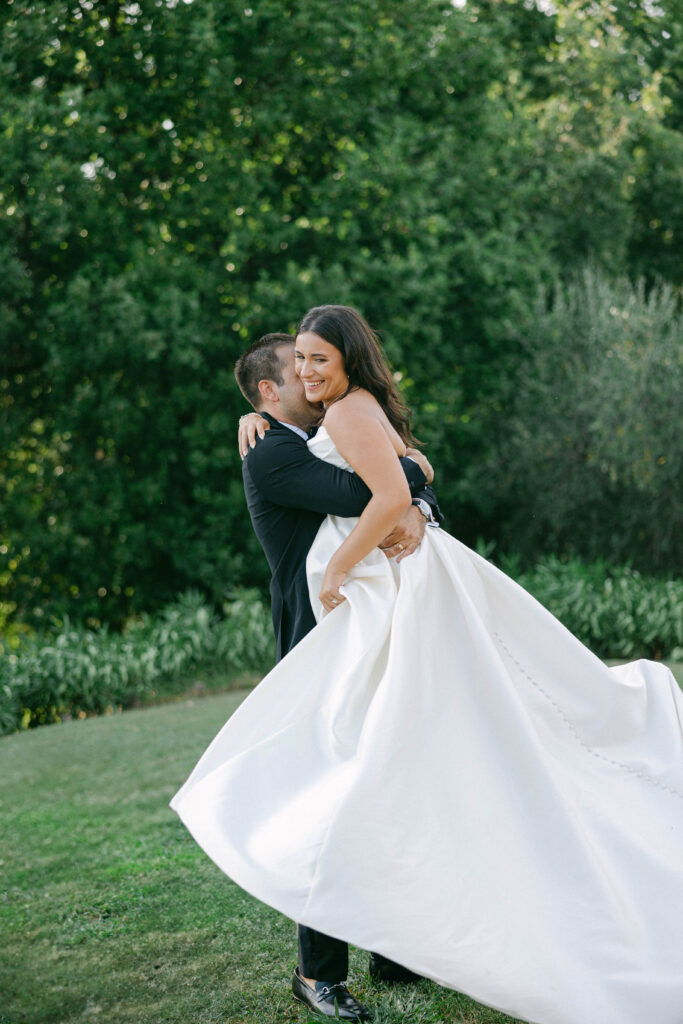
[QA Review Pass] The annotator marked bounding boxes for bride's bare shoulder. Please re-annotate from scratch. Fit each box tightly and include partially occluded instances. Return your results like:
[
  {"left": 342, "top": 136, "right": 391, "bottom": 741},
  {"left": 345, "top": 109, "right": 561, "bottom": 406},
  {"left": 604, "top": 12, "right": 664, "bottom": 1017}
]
[
  {"left": 323, "top": 390, "right": 405, "bottom": 455},
  {"left": 324, "top": 389, "right": 382, "bottom": 425}
]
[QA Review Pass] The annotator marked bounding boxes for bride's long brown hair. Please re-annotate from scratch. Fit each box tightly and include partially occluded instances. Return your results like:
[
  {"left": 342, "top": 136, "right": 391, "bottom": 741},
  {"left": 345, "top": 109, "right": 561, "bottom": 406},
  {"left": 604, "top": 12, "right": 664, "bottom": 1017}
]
[{"left": 296, "top": 305, "right": 419, "bottom": 446}]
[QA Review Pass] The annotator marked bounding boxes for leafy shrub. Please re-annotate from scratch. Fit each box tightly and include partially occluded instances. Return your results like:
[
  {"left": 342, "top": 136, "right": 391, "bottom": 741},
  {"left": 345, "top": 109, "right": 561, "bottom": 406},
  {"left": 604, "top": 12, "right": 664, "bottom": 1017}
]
[
  {"left": 485, "top": 268, "right": 683, "bottom": 573},
  {"left": 499, "top": 553, "right": 683, "bottom": 661},
  {"left": 2, "top": 559, "right": 680, "bottom": 737},
  {"left": 0, "top": 601, "right": 31, "bottom": 650},
  {"left": 0, "top": 590, "right": 273, "bottom": 736}
]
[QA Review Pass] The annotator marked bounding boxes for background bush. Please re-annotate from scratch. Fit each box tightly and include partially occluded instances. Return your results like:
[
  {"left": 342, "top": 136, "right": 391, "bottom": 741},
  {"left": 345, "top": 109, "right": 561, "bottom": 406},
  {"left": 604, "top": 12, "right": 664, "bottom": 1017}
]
[
  {"left": 0, "top": 590, "right": 274, "bottom": 736},
  {"left": 481, "top": 269, "right": 683, "bottom": 569},
  {"left": 502, "top": 554, "right": 683, "bottom": 662},
  {"left": 2, "top": 560, "right": 680, "bottom": 737}
]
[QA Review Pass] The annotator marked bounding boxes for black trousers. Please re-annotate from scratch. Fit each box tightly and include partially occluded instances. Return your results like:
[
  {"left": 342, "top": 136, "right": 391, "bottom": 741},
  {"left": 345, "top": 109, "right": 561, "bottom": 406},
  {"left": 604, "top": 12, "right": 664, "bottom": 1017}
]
[{"left": 298, "top": 923, "right": 348, "bottom": 982}]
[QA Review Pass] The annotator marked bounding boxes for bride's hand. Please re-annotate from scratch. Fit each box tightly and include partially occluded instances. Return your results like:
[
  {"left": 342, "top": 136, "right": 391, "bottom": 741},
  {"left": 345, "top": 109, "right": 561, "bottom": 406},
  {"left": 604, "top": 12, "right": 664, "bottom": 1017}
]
[
  {"left": 405, "top": 447, "right": 434, "bottom": 484},
  {"left": 238, "top": 412, "right": 270, "bottom": 458},
  {"left": 319, "top": 563, "right": 347, "bottom": 612}
]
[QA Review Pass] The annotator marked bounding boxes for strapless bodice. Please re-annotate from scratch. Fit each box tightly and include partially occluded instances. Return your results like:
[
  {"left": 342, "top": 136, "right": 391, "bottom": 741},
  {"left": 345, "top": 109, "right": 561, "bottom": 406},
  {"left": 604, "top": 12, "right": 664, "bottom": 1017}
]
[{"left": 307, "top": 425, "right": 353, "bottom": 472}]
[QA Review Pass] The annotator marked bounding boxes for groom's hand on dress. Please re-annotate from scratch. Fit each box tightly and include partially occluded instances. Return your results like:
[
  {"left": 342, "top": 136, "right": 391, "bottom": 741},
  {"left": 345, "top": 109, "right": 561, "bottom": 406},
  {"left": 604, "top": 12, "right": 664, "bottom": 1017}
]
[
  {"left": 379, "top": 506, "right": 427, "bottom": 563},
  {"left": 238, "top": 412, "right": 270, "bottom": 458}
]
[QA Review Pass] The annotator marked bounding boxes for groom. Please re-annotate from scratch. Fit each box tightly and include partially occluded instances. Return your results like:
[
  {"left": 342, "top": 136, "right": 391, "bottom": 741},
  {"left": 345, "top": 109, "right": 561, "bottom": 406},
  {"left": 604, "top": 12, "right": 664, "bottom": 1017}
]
[{"left": 234, "top": 332, "right": 440, "bottom": 1021}]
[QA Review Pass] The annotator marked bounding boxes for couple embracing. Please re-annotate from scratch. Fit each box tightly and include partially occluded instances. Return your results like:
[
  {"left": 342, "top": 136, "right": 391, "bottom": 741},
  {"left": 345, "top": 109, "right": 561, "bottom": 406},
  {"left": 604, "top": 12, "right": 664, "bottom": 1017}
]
[{"left": 172, "top": 306, "right": 683, "bottom": 1024}]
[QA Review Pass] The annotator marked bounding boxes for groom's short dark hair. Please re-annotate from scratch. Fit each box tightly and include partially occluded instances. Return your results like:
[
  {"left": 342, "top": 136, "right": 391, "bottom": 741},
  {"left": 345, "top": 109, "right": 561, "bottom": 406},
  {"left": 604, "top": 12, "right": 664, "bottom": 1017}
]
[{"left": 234, "top": 333, "right": 294, "bottom": 408}]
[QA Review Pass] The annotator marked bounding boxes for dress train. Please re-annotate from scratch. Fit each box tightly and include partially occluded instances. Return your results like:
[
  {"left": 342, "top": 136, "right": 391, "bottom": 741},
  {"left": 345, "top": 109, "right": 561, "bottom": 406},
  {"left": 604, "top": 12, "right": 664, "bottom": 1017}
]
[{"left": 171, "top": 428, "right": 683, "bottom": 1024}]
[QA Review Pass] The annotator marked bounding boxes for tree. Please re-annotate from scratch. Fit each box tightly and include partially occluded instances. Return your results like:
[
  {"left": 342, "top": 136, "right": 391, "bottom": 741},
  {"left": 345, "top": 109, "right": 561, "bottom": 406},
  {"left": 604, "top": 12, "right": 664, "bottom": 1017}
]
[
  {"left": 1, "top": 0, "right": 681, "bottom": 626},
  {"left": 485, "top": 268, "right": 682, "bottom": 570}
]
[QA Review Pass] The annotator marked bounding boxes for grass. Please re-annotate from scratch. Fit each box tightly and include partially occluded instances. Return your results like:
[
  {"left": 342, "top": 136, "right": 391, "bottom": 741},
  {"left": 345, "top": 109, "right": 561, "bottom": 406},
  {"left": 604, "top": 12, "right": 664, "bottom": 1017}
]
[{"left": 0, "top": 689, "right": 523, "bottom": 1024}]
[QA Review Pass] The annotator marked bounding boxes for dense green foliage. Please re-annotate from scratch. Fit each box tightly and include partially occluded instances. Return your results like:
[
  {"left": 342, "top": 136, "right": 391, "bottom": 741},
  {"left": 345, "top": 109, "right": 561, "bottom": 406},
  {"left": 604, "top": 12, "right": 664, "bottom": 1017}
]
[
  {"left": 483, "top": 270, "right": 683, "bottom": 568},
  {"left": 1, "top": 0, "right": 681, "bottom": 626},
  {"left": 0, "top": 589, "right": 273, "bottom": 734}
]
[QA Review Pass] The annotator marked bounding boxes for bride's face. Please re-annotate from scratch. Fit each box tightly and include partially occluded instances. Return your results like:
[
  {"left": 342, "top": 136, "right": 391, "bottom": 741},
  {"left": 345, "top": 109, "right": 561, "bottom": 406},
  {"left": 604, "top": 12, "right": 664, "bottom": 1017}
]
[{"left": 295, "top": 332, "right": 348, "bottom": 405}]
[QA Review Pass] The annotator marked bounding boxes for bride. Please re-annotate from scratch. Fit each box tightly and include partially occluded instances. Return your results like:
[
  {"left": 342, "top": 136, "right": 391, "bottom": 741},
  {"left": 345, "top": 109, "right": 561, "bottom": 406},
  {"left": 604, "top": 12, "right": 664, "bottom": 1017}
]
[{"left": 171, "top": 305, "right": 683, "bottom": 1024}]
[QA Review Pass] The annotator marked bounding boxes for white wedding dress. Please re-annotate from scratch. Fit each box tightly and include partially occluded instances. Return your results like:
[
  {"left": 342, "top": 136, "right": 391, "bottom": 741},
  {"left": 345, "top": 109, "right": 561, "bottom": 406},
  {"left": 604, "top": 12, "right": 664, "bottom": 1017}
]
[{"left": 171, "top": 427, "right": 683, "bottom": 1024}]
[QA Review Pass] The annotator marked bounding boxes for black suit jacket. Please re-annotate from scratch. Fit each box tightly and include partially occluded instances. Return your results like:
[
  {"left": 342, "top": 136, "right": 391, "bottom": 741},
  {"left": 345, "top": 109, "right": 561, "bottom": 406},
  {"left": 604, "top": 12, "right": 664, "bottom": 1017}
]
[{"left": 242, "top": 414, "right": 440, "bottom": 660}]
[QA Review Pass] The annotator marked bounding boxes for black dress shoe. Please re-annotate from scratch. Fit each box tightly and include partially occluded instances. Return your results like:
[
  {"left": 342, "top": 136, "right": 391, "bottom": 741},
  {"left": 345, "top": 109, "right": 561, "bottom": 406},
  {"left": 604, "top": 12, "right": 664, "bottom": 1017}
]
[
  {"left": 368, "top": 952, "right": 423, "bottom": 984},
  {"left": 292, "top": 967, "right": 372, "bottom": 1021}
]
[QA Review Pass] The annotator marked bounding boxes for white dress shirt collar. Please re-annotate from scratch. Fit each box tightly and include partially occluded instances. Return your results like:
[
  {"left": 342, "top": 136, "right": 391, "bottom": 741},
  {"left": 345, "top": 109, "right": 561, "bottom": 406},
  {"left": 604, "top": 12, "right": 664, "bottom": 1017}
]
[{"left": 279, "top": 420, "right": 309, "bottom": 441}]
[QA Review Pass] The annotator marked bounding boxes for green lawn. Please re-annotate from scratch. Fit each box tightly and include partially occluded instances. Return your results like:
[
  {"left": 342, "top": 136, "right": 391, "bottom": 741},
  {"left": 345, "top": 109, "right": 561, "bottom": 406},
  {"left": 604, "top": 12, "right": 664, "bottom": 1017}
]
[{"left": 0, "top": 691, "right": 523, "bottom": 1024}]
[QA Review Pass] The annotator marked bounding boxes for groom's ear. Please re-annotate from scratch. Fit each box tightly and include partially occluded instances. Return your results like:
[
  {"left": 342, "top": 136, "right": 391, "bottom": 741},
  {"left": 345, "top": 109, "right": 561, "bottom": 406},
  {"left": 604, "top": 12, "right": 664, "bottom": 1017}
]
[{"left": 257, "top": 379, "right": 279, "bottom": 403}]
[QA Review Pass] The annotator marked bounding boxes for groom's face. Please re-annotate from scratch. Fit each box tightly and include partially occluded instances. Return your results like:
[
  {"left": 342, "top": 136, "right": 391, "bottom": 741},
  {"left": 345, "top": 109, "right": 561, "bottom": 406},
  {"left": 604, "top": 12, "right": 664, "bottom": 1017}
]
[{"left": 273, "top": 345, "right": 323, "bottom": 429}]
